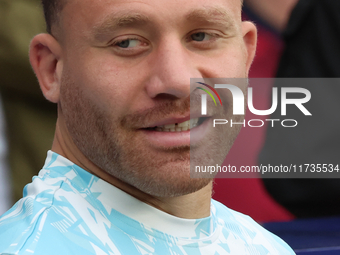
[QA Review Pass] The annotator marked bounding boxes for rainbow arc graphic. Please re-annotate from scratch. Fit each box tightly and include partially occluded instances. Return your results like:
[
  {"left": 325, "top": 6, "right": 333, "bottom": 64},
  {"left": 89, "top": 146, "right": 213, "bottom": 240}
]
[{"left": 196, "top": 82, "right": 223, "bottom": 106}]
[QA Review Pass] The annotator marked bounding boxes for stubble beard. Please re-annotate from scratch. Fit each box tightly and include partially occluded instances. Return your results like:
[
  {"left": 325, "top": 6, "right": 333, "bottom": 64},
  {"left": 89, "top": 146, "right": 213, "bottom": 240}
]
[{"left": 59, "top": 71, "right": 213, "bottom": 197}]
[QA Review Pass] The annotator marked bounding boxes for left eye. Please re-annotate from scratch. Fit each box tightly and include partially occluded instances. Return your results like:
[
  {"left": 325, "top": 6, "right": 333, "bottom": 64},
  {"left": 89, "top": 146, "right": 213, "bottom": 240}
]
[
  {"left": 115, "top": 39, "right": 140, "bottom": 48},
  {"left": 190, "top": 32, "right": 212, "bottom": 42}
]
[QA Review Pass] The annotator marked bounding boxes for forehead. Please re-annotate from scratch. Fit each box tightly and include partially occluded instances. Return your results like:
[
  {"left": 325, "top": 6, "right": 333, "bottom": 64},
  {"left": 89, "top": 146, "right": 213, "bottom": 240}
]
[
  {"left": 64, "top": 0, "right": 242, "bottom": 14},
  {"left": 60, "top": 0, "right": 242, "bottom": 36}
]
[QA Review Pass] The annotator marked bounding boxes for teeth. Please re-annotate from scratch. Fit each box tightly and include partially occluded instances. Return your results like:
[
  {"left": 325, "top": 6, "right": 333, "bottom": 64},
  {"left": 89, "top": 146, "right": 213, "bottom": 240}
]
[
  {"left": 164, "top": 124, "right": 176, "bottom": 129},
  {"left": 153, "top": 118, "right": 200, "bottom": 132}
]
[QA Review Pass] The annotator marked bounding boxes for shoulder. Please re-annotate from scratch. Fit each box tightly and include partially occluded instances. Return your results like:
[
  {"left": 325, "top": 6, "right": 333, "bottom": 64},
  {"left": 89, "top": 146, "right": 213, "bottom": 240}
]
[
  {"left": 211, "top": 199, "right": 295, "bottom": 255},
  {"left": 0, "top": 197, "right": 61, "bottom": 254},
  {"left": 0, "top": 191, "right": 112, "bottom": 255},
  {"left": 0, "top": 167, "right": 92, "bottom": 254}
]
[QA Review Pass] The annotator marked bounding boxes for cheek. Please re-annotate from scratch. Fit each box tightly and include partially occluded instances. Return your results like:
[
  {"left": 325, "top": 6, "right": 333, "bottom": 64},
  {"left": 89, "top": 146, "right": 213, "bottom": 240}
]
[
  {"left": 66, "top": 59, "right": 139, "bottom": 117},
  {"left": 198, "top": 45, "right": 248, "bottom": 78},
  {"left": 218, "top": 49, "right": 247, "bottom": 77}
]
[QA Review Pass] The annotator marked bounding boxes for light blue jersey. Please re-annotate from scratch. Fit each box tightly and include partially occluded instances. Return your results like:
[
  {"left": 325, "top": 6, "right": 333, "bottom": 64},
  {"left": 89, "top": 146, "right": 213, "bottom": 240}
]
[{"left": 0, "top": 151, "right": 295, "bottom": 255}]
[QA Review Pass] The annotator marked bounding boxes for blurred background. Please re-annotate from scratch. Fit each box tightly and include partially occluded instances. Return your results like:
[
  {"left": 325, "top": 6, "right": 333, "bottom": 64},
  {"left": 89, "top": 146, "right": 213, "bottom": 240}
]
[
  {"left": 214, "top": 0, "right": 340, "bottom": 223},
  {"left": 0, "top": 0, "right": 56, "bottom": 215}
]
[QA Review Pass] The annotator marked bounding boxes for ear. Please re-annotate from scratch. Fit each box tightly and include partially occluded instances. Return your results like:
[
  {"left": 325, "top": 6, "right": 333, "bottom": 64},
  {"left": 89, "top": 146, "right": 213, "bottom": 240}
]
[
  {"left": 29, "top": 33, "right": 63, "bottom": 103},
  {"left": 241, "top": 21, "right": 257, "bottom": 75}
]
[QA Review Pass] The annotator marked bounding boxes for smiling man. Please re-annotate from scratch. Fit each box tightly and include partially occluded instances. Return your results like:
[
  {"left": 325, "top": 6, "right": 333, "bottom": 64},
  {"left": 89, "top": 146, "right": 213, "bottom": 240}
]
[{"left": 0, "top": 0, "right": 295, "bottom": 254}]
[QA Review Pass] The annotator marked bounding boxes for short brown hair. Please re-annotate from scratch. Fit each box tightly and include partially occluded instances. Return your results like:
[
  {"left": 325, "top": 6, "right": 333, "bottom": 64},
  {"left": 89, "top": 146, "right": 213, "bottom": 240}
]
[{"left": 41, "top": 0, "right": 66, "bottom": 34}]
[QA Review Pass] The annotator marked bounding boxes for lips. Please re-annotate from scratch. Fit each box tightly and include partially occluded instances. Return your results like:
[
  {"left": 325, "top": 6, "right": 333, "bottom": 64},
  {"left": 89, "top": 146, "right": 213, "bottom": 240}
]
[
  {"left": 143, "top": 115, "right": 209, "bottom": 132},
  {"left": 139, "top": 116, "right": 212, "bottom": 148}
]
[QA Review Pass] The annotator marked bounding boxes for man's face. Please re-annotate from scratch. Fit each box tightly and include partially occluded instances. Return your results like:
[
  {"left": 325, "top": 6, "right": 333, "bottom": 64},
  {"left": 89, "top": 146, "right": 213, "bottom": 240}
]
[{"left": 57, "top": 0, "right": 255, "bottom": 197}]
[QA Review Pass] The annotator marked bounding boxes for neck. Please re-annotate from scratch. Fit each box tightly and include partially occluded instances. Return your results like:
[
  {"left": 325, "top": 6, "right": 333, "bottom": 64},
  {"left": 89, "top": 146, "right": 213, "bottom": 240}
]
[{"left": 52, "top": 117, "right": 212, "bottom": 219}]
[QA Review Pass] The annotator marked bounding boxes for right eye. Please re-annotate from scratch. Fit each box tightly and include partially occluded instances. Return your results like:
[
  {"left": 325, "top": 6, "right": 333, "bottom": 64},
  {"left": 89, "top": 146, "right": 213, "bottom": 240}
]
[
  {"left": 110, "top": 35, "right": 150, "bottom": 57},
  {"left": 115, "top": 38, "right": 141, "bottom": 48}
]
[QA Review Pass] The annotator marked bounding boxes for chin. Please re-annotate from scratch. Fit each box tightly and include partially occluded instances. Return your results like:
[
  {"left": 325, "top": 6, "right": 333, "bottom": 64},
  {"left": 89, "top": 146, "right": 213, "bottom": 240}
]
[
  {"left": 116, "top": 159, "right": 212, "bottom": 198},
  {"left": 139, "top": 176, "right": 212, "bottom": 198}
]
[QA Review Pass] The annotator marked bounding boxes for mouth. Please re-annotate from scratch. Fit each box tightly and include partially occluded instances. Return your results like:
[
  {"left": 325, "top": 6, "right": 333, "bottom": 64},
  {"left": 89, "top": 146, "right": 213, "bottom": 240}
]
[
  {"left": 144, "top": 117, "right": 209, "bottom": 132},
  {"left": 139, "top": 116, "right": 212, "bottom": 148}
]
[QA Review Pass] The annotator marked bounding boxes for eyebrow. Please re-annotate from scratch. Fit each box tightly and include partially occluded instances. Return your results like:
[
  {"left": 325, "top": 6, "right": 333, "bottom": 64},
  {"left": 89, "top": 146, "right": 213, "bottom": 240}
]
[
  {"left": 185, "top": 7, "right": 236, "bottom": 29},
  {"left": 92, "top": 13, "right": 151, "bottom": 40},
  {"left": 91, "top": 6, "right": 236, "bottom": 41}
]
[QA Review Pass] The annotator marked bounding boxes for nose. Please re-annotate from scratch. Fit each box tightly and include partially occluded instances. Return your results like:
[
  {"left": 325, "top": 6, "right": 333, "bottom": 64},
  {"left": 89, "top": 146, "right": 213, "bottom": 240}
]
[{"left": 145, "top": 38, "right": 201, "bottom": 100}]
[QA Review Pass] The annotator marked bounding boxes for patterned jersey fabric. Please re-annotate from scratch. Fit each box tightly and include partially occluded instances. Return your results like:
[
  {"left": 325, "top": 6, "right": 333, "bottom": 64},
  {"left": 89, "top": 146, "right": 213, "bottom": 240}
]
[{"left": 0, "top": 151, "right": 295, "bottom": 255}]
